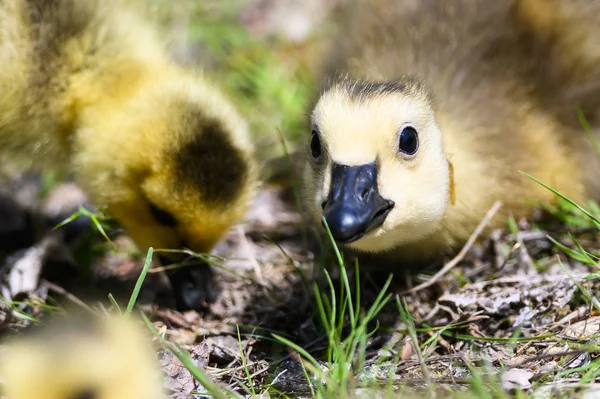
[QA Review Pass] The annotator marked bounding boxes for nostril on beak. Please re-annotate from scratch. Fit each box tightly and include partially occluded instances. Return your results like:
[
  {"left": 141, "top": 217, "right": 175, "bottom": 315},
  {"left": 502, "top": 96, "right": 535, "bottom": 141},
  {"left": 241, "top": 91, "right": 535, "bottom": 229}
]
[
  {"left": 360, "top": 188, "right": 370, "bottom": 203},
  {"left": 321, "top": 161, "right": 392, "bottom": 244},
  {"left": 321, "top": 201, "right": 327, "bottom": 210}
]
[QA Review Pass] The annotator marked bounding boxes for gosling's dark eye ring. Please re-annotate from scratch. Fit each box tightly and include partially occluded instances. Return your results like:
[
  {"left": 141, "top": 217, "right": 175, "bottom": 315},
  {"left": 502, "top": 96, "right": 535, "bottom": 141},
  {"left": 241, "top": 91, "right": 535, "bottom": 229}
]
[
  {"left": 310, "top": 129, "right": 322, "bottom": 159},
  {"left": 72, "top": 388, "right": 97, "bottom": 399},
  {"left": 149, "top": 202, "right": 178, "bottom": 227},
  {"left": 398, "top": 126, "right": 418, "bottom": 155}
]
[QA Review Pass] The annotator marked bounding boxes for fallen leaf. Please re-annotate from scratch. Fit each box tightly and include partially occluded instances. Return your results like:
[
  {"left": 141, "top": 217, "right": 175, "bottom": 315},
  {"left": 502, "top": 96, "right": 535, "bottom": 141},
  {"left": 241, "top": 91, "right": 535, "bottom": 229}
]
[
  {"left": 160, "top": 349, "right": 197, "bottom": 398},
  {"left": 501, "top": 368, "right": 533, "bottom": 391},
  {"left": 563, "top": 316, "right": 600, "bottom": 339}
]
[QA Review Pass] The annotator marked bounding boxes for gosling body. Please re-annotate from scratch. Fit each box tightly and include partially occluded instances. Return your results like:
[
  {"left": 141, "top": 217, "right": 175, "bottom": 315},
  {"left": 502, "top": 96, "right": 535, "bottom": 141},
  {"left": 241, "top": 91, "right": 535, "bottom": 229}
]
[
  {"left": 0, "top": 0, "right": 257, "bottom": 309},
  {"left": 0, "top": 314, "right": 164, "bottom": 399},
  {"left": 303, "top": 0, "right": 600, "bottom": 265}
]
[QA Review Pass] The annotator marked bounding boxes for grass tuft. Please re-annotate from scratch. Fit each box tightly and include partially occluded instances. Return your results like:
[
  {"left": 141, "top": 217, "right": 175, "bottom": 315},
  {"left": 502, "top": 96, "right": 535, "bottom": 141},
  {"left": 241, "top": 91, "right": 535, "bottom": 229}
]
[{"left": 125, "top": 247, "right": 154, "bottom": 316}]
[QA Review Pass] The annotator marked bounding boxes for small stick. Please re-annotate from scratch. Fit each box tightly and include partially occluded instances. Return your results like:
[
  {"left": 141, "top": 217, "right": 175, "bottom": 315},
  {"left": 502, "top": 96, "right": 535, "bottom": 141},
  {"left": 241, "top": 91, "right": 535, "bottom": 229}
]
[
  {"left": 516, "top": 228, "right": 538, "bottom": 274},
  {"left": 513, "top": 350, "right": 585, "bottom": 368},
  {"left": 400, "top": 201, "right": 502, "bottom": 295}
]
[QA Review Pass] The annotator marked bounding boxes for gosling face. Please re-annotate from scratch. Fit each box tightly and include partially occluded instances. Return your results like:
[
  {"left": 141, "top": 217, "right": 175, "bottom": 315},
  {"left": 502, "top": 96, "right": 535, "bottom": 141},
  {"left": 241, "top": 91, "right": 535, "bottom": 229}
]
[
  {"left": 126, "top": 104, "right": 254, "bottom": 310},
  {"left": 304, "top": 79, "right": 451, "bottom": 253},
  {"left": 74, "top": 78, "right": 256, "bottom": 310}
]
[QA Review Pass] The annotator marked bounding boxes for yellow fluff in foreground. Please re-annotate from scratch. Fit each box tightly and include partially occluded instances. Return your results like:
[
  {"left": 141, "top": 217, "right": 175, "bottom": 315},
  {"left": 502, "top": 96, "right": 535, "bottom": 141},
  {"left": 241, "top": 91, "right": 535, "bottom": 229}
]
[{"left": 0, "top": 314, "right": 163, "bottom": 399}]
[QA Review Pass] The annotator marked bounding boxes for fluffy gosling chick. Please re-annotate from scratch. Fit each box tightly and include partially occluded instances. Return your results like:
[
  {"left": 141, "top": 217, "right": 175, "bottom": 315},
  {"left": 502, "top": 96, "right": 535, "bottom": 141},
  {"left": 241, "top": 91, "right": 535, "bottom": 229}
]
[
  {"left": 0, "top": 314, "right": 163, "bottom": 399},
  {"left": 514, "top": 0, "right": 600, "bottom": 122},
  {"left": 303, "top": 0, "right": 600, "bottom": 265},
  {"left": 0, "top": 0, "right": 257, "bottom": 309}
]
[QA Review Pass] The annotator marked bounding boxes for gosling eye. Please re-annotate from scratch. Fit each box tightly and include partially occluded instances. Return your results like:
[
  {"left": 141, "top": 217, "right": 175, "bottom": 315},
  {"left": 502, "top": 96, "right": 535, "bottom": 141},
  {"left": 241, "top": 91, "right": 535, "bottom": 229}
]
[
  {"left": 398, "top": 126, "right": 419, "bottom": 155},
  {"left": 71, "top": 388, "right": 97, "bottom": 399},
  {"left": 310, "top": 129, "right": 322, "bottom": 159},
  {"left": 149, "top": 203, "right": 178, "bottom": 227}
]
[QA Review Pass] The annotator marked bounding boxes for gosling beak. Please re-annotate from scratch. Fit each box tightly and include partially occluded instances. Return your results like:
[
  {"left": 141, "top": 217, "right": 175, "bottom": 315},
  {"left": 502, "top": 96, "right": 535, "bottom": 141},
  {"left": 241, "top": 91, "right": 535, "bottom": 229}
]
[
  {"left": 322, "top": 162, "right": 395, "bottom": 243},
  {"left": 158, "top": 253, "right": 219, "bottom": 311}
]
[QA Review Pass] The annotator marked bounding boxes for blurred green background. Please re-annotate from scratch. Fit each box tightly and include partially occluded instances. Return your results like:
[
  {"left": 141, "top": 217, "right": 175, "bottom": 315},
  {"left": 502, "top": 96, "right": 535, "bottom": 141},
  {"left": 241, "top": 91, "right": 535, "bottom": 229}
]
[{"left": 148, "top": 0, "right": 335, "bottom": 164}]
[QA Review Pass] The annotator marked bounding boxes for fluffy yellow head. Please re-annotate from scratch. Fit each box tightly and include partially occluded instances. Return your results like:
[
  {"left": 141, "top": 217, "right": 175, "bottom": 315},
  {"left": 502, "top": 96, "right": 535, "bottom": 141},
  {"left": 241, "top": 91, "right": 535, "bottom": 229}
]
[
  {"left": 72, "top": 73, "right": 257, "bottom": 308},
  {"left": 74, "top": 74, "right": 256, "bottom": 254},
  {"left": 303, "top": 78, "right": 451, "bottom": 253}
]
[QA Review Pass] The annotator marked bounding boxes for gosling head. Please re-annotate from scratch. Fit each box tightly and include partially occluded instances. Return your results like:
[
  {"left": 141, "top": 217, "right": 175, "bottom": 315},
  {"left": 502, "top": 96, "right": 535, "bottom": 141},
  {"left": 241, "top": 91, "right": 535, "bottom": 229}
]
[
  {"left": 303, "top": 77, "right": 452, "bottom": 254},
  {"left": 0, "top": 314, "right": 163, "bottom": 399},
  {"left": 73, "top": 75, "right": 257, "bottom": 310}
]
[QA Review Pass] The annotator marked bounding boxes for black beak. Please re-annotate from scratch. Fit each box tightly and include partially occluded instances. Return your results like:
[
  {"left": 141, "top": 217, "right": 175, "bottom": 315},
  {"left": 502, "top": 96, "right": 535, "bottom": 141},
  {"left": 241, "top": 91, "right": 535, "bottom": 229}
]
[
  {"left": 158, "top": 253, "right": 219, "bottom": 311},
  {"left": 322, "top": 162, "right": 394, "bottom": 243}
]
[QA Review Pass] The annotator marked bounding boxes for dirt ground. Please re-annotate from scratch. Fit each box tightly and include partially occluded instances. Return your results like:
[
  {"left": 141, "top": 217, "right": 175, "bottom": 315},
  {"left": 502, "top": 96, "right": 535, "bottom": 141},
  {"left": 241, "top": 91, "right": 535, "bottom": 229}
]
[
  {"left": 0, "top": 170, "right": 599, "bottom": 398},
  {"left": 1, "top": 0, "right": 599, "bottom": 397}
]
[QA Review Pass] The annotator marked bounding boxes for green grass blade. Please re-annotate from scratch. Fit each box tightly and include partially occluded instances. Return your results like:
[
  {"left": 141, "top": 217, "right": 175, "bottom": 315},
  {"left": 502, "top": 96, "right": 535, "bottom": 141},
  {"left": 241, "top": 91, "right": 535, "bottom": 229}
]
[
  {"left": 547, "top": 236, "right": 598, "bottom": 267},
  {"left": 52, "top": 210, "right": 82, "bottom": 231},
  {"left": 236, "top": 325, "right": 256, "bottom": 396},
  {"left": 272, "top": 334, "right": 325, "bottom": 380},
  {"left": 142, "top": 313, "right": 238, "bottom": 399},
  {"left": 108, "top": 293, "right": 122, "bottom": 315},
  {"left": 125, "top": 247, "right": 153, "bottom": 316},
  {"left": 521, "top": 172, "right": 600, "bottom": 228},
  {"left": 577, "top": 108, "right": 600, "bottom": 157},
  {"left": 559, "top": 259, "right": 600, "bottom": 312},
  {"left": 397, "top": 296, "right": 431, "bottom": 386},
  {"left": 78, "top": 205, "right": 115, "bottom": 246},
  {"left": 321, "top": 216, "right": 345, "bottom": 268}
]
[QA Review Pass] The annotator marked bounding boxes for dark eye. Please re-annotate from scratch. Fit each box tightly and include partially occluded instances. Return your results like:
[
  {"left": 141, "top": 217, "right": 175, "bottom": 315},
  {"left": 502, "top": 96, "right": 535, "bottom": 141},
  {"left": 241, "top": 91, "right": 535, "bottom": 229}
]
[
  {"left": 398, "top": 126, "right": 418, "bottom": 155},
  {"left": 71, "top": 388, "right": 97, "bottom": 399},
  {"left": 149, "top": 203, "right": 177, "bottom": 227},
  {"left": 310, "top": 129, "right": 322, "bottom": 159}
]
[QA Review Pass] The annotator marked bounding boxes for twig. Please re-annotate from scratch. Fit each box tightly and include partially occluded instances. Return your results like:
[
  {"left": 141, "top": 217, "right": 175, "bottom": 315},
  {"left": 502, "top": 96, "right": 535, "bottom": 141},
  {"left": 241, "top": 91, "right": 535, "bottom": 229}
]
[
  {"left": 513, "top": 350, "right": 586, "bottom": 368},
  {"left": 516, "top": 230, "right": 538, "bottom": 274},
  {"left": 400, "top": 201, "right": 502, "bottom": 295},
  {"left": 546, "top": 305, "right": 590, "bottom": 331},
  {"left": 497, "top": 242, "right": 520, "bottom": 271},
  {"left": 375, "top": 377, "right": 473, "bottom": 386},
  {"left": 237, "top": 225, "right": 265, "bottom": 286},
  {"left": 395, "top": 353, "right": 468, "bottom": 373},
  {"left": 269, "top": 369, "right": 288, "bottom": 387}
]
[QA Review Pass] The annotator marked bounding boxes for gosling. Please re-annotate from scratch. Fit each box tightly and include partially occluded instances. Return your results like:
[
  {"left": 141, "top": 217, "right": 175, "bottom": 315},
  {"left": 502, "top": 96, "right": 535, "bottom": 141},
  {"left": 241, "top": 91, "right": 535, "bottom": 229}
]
[
  {"left": 303, "top": 0, "right": 600, "bottom": 265},
  {"left": 0, "top": 0, "right": 257, "bottom": 310},
  {"left": 0, "top": 313, "right": 164, "bottom": 399}
]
